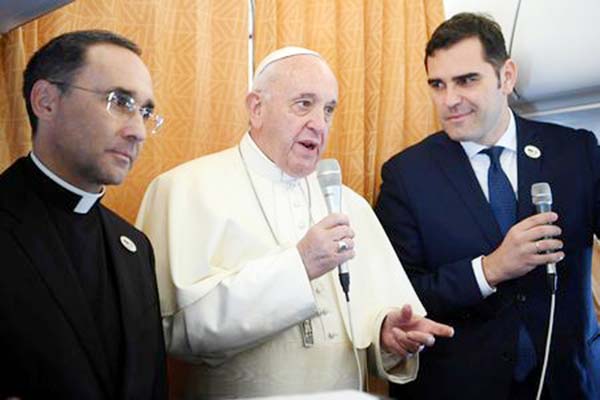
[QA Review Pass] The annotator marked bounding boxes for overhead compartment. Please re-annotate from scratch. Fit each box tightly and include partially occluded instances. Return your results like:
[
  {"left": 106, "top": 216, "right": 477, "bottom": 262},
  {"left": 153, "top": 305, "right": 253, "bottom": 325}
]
[
  {"left": 0, "top": 0, "right": 74, "bottom": 34},
  {"left": 509, "top": 0, "right": 600, "bottom": 114}
]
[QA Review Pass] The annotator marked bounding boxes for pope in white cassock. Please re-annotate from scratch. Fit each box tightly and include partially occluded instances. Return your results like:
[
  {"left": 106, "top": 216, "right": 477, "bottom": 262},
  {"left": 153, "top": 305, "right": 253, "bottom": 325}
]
[{"left": 136, "top": 47, "right": 454, "bottom": 399}]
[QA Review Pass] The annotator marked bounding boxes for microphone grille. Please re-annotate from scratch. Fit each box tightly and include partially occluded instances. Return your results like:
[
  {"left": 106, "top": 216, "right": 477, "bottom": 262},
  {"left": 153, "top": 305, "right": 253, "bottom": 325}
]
[
  {"left": 317, "top": 159, "right": 342, "bottom": 188},
  {"left": 531, "top": 182, "right": 552, "bottom": 206}
]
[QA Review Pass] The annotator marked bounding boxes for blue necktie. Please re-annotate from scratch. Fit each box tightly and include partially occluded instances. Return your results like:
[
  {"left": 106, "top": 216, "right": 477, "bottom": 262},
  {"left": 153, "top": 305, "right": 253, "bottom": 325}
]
[
  {"left": 481, "top": 146, "right": 536, "bottom": 381},
  {"left": 481, "top": 146, "right": 516, "bottom": 235}
]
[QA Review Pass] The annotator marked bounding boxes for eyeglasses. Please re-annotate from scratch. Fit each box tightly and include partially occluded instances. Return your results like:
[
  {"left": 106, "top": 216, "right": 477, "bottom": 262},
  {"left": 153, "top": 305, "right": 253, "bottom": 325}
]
[{"left": 48, "top": 80, "right": 164, "bottom": 134}]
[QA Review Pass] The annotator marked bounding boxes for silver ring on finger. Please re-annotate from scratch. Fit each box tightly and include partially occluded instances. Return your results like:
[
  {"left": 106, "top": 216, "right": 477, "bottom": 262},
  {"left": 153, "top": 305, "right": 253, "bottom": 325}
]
[
  {"left": 535, "top": 240, "right": 541, "bottom": 252},
  {"left": 337, "top": 240, "right": 349, "bottom": 253}
]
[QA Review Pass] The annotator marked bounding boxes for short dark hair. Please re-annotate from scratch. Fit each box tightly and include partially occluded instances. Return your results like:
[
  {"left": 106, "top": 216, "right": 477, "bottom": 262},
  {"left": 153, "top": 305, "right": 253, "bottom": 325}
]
[
  {"left": 22, "top": 29, "right": 141, "bottom": 134},
  {"left": 425, "top": 13, "right": 508, "bottom": 76}
]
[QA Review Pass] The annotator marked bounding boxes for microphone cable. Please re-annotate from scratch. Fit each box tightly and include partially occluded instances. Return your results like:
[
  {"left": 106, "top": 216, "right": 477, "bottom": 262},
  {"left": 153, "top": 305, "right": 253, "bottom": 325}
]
[
  {"left": 316, "top": 159, "right": 363, "bottom": 391},
  {"left": 337, "top": 199, "right": 362, "bottom": 391},
  {"left": 530, "top": 182, "right": 558, "bottom": 399},
  {"left": 344, "top": 295, "right": 364, "bottom": 392},
  {"left": 535, "top": 279, "right": 557, "bottom": 400},
  {"left": 334, "top": 181, "right": 362, "bottom": 391}
]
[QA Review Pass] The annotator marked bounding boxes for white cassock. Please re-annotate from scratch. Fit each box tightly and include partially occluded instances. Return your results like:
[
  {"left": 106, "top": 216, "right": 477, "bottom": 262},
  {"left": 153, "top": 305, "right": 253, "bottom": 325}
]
[{"left": 136, "top": 133, "right": 426, "bottom": 399}]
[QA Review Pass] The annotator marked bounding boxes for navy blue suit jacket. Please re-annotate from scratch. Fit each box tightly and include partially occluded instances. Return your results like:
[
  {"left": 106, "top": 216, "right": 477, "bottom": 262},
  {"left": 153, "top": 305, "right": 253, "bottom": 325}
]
[{"left": 375, "top": 116, "right": 600, "bottom": 399}]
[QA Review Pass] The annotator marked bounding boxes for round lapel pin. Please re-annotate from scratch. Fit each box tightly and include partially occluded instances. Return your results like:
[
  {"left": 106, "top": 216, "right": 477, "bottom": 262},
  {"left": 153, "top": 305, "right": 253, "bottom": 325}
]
[
  {"left": 524, "top": 145, "right": 541, "bottom": 159},
  {"left": 120, "top": 235, "right": 137, "bottom": 253}
]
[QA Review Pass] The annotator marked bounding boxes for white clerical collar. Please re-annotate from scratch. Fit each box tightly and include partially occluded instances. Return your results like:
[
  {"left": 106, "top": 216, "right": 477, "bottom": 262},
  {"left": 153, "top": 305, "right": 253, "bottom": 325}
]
[
  {"left": 461, "top": 110, "right": 517, "bottom": 160},
  {"left": 30, "top": 152, "right": 104, "bottom": 214},
  {"left": 240, "top": 132, "right": 302, "bottom": 183}
]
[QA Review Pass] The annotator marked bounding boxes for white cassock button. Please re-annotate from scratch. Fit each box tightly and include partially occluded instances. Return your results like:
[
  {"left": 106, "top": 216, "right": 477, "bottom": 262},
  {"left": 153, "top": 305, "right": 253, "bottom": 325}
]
[
  {"left": 328, "top": 332, "right": 338, "bottom": 339},
  {"left": 120, "top": 235, "right": 137, "bottom": 253}
]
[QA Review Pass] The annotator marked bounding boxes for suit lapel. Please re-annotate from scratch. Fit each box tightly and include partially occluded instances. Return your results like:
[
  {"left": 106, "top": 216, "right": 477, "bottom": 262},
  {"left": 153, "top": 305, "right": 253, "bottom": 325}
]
[
  {"left": 515, "top": 116, "right": 545, "bottom": 220},
  {"left": 432, "top": 135, "right": 503, "bottom": 247},
  {"left": 11, "top": 186, "right": 112, "bottom": 396},
  {"left": 100, "top": 208, "right": 150, "bottom": 399}
]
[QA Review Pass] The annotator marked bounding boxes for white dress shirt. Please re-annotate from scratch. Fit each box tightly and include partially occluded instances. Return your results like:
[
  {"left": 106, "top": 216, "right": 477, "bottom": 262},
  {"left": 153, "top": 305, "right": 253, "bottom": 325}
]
[{"left": 460, "top": 112, "right": 518, "bottom": 297}]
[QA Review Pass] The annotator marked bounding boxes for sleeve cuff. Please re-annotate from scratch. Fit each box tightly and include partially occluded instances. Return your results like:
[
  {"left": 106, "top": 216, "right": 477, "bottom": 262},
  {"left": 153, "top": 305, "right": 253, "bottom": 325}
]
[
  {"left": 472, "top": 256, "right": 496, "bottom": 298},
  {"left": 368, "top": 308, "right": 418, "bottom": 384}
]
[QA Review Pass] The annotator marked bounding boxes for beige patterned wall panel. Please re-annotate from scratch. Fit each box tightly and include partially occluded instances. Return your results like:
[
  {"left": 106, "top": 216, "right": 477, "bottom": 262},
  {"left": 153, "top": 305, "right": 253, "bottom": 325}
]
[
  {"left": 593, "top": 239, "right": 600, "bottom": 319},
  {"left": 254, "top": 0, "right": 443, "bottom": 204},
  {"left": 1, "top": 0, "right": 444, "bottom": 216},
  {"left": 0, "top": 0, "right": 249, "bottom": 223},
  {"left": 0, "top": 30, "right": 32, "bottom": 169}
]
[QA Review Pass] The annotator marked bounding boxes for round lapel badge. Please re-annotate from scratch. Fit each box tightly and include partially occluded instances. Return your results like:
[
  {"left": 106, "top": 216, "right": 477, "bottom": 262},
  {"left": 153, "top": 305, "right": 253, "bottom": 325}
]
[
  {"left": 524, "top": 145, "right": 541, "bottom": 159},
  {"left": 120, "top": 235, "right": 137, "bottom": 253}
]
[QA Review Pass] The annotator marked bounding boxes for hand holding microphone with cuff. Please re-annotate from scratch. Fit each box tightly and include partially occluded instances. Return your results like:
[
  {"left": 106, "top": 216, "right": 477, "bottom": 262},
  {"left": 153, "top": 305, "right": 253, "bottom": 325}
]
[{"left": 481, "top": 184, "right": 564, "bottom": 289}]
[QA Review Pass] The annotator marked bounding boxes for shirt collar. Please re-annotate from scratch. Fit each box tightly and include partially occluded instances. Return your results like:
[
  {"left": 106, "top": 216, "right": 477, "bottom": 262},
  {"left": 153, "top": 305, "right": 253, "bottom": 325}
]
[
  {"left": 30, "top": 152, "right": 104, "bottom": 214},
  {"left": 239, "top": 132, "right": 303, "bottom": 183},
  {"left": 461, "top": 110, "right": 517, "bottom": 160}
]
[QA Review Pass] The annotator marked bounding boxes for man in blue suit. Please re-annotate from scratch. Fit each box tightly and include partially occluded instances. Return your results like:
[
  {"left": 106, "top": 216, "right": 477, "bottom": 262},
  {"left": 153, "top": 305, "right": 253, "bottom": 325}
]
[{"left": 375, "top": 13, "right": 600, "bottom": 400}]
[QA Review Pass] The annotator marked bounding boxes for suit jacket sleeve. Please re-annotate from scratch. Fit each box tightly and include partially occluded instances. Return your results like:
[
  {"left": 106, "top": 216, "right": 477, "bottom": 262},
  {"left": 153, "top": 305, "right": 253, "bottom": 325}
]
[
  {"left": 586, "top": 131, "right": 600, "bottom": 234},
  {"left": 375, "top": 160, "right": 484, "bottom": 319}
]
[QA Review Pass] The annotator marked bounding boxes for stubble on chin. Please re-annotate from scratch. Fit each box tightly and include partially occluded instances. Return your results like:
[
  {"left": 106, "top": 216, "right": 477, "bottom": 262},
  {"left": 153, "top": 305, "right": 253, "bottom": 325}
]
[{"left": 96, "top": 159, "right": 131, "bottom": 188}]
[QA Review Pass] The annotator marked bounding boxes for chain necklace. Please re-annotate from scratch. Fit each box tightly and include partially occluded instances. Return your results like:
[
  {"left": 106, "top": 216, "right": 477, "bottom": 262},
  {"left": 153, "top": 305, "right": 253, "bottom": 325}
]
[
  {"left": 238, "top": 144, "right": 317, "bottom": 347},
  {"left": 237, "top": 145, "right": 314, "bottom": 246}
]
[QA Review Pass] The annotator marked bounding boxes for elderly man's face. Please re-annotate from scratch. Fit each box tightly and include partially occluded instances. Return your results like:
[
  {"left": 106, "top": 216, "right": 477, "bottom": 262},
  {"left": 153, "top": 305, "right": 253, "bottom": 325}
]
[
  {"left": 43, "top": 43, "right": 154, "bottom": 192},
  {"left": 249, "top": 55, "right": 338, "bottom": 177}
]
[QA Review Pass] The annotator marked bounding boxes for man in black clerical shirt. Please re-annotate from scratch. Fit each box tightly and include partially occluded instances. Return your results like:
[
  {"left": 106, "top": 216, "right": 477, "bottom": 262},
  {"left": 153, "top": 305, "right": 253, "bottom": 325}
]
[{"left": 0, "top": 30, "right": 167, "bottom": 399}]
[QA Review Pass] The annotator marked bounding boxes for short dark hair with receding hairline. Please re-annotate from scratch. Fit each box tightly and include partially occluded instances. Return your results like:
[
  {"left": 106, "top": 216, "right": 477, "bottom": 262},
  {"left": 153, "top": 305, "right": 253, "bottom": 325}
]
[
  {"left": 22, "top": 29, "right": 141, "bottom": 135},
  {"left": 425, "top": 13, "right": 509, "bottom": 78}
]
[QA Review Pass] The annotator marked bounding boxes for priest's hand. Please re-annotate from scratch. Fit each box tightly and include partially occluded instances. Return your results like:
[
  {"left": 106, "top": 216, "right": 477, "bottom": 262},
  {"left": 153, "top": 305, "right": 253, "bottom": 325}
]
[
  {"left": 297, "top": 213, "right": 355, "bottom": 280},
  {"left": 381, "top": 304, "right": 454, "bottom": 358}
]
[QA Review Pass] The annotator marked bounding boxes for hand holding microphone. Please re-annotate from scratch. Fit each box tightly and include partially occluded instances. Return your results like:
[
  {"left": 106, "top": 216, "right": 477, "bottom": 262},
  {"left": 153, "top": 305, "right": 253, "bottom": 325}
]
[
  {"left": 482, "top": 183, "right": 565, "bottom": 287},
  {"left": 297, "top": 213, "right": 355, "bottom": 280},
  {"left": 297, "top": 159, "right": 355, "bottom": 298},
  {"left": 297, "top": 159, "right": 355, "bottom": 283}
]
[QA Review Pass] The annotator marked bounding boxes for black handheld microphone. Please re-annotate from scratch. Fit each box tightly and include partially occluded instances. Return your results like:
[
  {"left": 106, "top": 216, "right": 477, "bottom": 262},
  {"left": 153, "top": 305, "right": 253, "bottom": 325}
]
[
  {"left": 317, "top": 159, "right": 350, "bottom": 301},
  {"left": 531, "top": 182, "right": 557, "bottom": 293}
]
